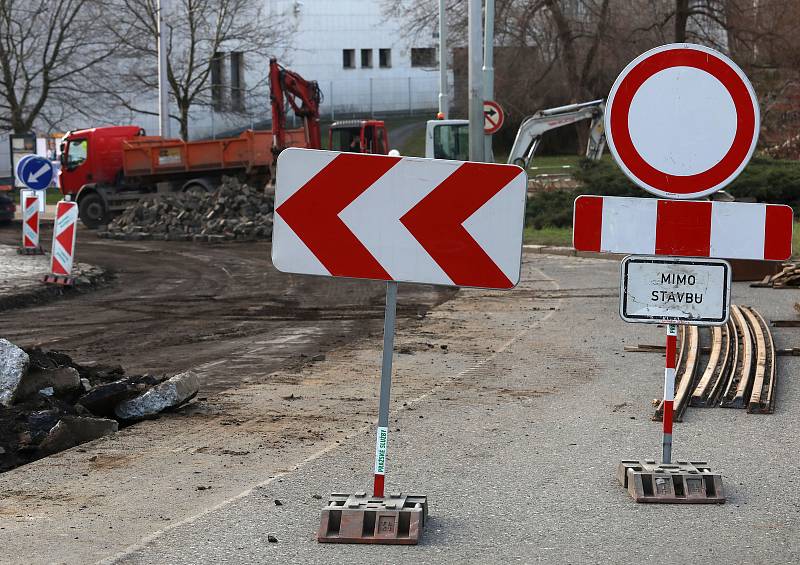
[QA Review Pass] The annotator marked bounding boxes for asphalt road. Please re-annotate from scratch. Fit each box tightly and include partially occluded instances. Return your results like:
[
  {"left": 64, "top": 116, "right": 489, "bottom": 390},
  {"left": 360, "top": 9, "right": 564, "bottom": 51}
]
[{"left": 104, "top": 253, "right": 800, "bottom": 564}]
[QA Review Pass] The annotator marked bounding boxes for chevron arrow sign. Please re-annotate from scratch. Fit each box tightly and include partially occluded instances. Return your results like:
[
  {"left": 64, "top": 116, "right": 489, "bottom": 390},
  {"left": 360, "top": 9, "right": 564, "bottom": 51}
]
[{"left": 272, "top": 148, "right": 527, "bottom": 289}]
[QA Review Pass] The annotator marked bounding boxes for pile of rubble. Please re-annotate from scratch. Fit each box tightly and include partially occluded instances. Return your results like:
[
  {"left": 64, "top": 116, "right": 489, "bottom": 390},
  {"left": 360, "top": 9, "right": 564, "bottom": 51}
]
[
  {"left": 0, "top": 338, "right": 199, "bottom": 472},
  {"left": 99, "top": 176, "right": 274, "bottom": 242}
]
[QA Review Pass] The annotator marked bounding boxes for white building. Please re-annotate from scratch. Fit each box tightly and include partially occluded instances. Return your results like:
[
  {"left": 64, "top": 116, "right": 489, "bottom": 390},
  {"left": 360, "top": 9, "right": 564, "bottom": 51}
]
[
  {"left": 193, "top": 0, "right": 446, "bottom": 138},
  {"left": 273, "top": 0, "right": 443, "bottom": 115}
]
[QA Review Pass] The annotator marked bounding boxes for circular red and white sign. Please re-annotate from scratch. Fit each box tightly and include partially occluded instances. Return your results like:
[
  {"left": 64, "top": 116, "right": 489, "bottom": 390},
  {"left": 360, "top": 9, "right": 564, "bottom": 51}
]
[
  {"left": 483, "top": 100, "right": 505, "bottom": 134},
  {"left": 605, "top": 43, "right": 760, "bottom": 200}
]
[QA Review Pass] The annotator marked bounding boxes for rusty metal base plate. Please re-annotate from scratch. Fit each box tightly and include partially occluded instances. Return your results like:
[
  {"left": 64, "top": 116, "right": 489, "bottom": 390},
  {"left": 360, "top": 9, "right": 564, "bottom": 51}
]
[
  {"left": 618, "top": 460, "right": 724, "bottom": 503},
  {"left": 317, "top": 492, "right": 427, "bottom": 544},
  {"left": 17, "top": 246, "right": 45, "bottom": 255}
]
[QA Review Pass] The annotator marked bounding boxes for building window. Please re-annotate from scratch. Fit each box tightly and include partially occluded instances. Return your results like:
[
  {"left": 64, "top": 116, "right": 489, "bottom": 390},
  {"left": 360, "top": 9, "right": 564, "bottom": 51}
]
[
  {"left": 230, "top": 52, "right": 245, "bottom": 112},
  {"left": 379, "top": 48, "right": 391, "bottom": 68},
  {"left": 343, "top": 49, "right": 355, "bottom": 69},
  {"left": 361, "top": 49, "right": 373, "bottom": 68},
  {"left": 211, "top": 52, "right": 224, "bottom": 112},
  {"left": 411, "top": 47, "right": 436, "bottom": 67}
]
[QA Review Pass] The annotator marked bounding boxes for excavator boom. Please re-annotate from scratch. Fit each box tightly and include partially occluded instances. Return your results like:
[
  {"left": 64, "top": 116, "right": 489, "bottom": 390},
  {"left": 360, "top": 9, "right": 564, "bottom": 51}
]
[
  {"left": 269, "top": 58, "right": 322, "bottom": 154},
  {"left": 507, "top": 99, "right": 606, "bottom": 169}
]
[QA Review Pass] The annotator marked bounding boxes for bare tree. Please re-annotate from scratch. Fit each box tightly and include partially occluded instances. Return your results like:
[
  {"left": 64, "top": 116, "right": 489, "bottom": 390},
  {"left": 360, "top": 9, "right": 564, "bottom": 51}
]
[
  {"left": 93, "top": 0, "right": 293, "bottom": 140},
  {"left": 0, "top": 0, "right": 114, "bottom": 133}
]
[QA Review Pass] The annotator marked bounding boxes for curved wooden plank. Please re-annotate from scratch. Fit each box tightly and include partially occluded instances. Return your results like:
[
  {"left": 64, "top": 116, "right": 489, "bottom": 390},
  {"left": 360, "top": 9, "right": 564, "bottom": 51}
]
[
  {"left": 744, "top": 306, "right": 776, "bottom": 414},
  {"left": 720, "top": 305, "right": 753, "bottom": 408}
]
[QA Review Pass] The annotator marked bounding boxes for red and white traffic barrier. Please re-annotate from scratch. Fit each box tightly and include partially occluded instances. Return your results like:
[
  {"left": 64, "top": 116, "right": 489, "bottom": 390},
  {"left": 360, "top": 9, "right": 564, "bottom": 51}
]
[
  {"left": 574, "top": 195, "right": 793, "bottom": 261},
  {"left": 19, "top": 191, "right": 44, "bottom": 255},
  {"left": 42, "top": 200, "right": 79, "bottom": 286}
]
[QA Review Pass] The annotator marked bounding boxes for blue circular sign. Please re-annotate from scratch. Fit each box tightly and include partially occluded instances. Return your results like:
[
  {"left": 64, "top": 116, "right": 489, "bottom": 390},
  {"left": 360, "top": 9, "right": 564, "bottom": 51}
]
[{"left": 17, "top": 155, "right": 54, "bottom": 191}]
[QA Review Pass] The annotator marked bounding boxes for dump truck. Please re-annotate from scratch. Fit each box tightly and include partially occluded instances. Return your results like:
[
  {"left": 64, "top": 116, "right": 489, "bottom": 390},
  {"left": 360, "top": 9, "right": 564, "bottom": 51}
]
[{"left": 60, "top": 59, "right": 390, "bottom": 228}]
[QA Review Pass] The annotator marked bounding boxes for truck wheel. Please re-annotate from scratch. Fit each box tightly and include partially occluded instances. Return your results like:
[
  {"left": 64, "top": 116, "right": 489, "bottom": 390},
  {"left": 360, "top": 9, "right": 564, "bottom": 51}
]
[{"left": 78, "top": 193, "right": 109, "bottom": 229}]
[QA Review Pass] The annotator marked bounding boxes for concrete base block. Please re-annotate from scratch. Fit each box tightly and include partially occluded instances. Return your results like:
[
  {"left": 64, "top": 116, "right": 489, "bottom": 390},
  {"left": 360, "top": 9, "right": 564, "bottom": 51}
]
[
  {"left": 317, "top": 492, "right": 427, "bottom": 544},
  {"left": 618, "top": 460, "right": 725, "bottom": 504}
]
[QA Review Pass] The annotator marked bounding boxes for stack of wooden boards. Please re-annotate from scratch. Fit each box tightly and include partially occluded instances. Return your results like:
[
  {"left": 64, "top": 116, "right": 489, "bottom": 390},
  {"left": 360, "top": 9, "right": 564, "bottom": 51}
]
[{"left": 752, "top": 263, "right": 800, "bottom": 288}]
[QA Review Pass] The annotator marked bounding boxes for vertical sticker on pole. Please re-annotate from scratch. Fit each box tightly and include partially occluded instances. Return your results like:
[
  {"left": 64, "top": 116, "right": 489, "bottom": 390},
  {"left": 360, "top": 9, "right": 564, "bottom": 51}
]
[{"left": 374, "top": 426, "right": 388, "bottom": 475}]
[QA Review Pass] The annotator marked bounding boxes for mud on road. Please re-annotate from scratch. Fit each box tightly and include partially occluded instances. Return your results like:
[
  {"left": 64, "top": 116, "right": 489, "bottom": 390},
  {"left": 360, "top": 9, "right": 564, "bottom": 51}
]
[{"left": 0, "top": 226, "right": 455, "bottom": 395}]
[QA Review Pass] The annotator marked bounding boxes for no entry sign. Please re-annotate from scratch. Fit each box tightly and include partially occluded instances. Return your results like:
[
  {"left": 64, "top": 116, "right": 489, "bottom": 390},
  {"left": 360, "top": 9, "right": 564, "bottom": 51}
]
[
  {"left": 606, "top": 44, "right": 760, "bottom": 199},
  {"left": 273, "top": 148, "right": 526, "bottom": 289},
  {"left": 620, "top": 256, "right": 731, "bottom": 326}
]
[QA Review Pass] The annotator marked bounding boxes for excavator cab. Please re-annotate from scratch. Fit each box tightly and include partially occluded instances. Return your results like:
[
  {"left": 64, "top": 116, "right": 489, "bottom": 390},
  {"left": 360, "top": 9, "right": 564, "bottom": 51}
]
[
  {"left": 425, "top": 119, "right": 470, "bottom": 161},
  {"left": 329, "top": 120, "right": 389, "bottom": 154}
]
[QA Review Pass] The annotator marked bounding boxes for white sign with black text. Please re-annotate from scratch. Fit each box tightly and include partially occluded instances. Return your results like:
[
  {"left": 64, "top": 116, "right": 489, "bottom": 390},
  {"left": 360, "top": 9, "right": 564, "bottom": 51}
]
[{"left": 620, "top": 256, "right": 731, "bottom": 326}]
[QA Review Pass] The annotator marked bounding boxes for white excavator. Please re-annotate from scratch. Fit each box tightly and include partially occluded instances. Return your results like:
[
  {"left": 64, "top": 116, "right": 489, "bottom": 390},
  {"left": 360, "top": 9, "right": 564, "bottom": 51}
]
[{"left": 424, "top": 99, "right": 606, "bottom": 168}]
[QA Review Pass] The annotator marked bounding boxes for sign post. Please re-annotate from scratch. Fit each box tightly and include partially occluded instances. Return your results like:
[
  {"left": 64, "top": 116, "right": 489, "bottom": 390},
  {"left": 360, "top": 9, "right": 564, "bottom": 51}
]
[
  {"left": 374, "top": 281, "right": 398, "bottom": 498},
  {"left": 575, "top": 43, "right": 792, "bottom": 504},
  {"left": 273, "top": 147, "right": 526, "bottom": 543}
]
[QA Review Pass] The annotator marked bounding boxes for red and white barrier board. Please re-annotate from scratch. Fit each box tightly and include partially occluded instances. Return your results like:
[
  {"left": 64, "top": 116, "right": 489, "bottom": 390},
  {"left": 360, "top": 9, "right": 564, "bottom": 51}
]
[
  {"left": 49, "top": 201, "right": 79, "bottom": 276},
  {"left": 573, "top": 195, "right": 793, "bottom": 261},
  {"left": 273, "top": 148, "right": 527, "bottom": 289},
  {"left": 21, "top": 192, "right": 42, "bottom": 251}
]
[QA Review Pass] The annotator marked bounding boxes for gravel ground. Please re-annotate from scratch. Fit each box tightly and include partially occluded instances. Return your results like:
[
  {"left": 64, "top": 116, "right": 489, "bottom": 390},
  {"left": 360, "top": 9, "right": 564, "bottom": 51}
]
[{"left": 97, "top": 253, "right": 800, "bottom": 565}]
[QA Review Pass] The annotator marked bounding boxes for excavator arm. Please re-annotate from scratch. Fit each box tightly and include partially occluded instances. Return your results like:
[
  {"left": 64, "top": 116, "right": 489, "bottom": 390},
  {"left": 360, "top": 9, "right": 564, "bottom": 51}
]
[
  {"left": 507, "top": 99, "right": 606, "bottom": 169},
  {"left": 269, "top": 58, "right": 322, "bottom": 154}
]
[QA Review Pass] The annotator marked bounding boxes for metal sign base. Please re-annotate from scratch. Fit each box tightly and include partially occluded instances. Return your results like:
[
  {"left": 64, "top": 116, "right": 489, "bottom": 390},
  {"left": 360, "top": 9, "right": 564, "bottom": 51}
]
[
  {"left": 317, "top": 492, "right": 428, "bottom": 544},
  {"left": 618, "top": 460, "right": 725, "bottom": 504},
  {"left": 41, "top": 274, "right": 76, "bottom": 286},
  {"left": 17, "top": 246, "right": 45, "bottom": 255}
]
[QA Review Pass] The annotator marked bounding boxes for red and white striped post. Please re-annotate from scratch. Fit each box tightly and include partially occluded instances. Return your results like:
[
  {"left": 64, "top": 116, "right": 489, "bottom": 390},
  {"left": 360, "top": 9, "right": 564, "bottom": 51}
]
[
  {"left": 662, "top": 323, "right": 678, "bottom": 464},
  {"left": 19, "top": 191, "right": 44, "bottom": 254},
  {"left": 43, "top": 200, "right": 79, "bottom": 285}
]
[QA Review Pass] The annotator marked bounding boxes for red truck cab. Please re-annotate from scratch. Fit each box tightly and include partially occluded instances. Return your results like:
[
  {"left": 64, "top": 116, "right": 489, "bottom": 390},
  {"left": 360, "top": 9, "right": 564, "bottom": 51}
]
[{"left": 59, "top": 126, "right": 143, "bottom": 198}]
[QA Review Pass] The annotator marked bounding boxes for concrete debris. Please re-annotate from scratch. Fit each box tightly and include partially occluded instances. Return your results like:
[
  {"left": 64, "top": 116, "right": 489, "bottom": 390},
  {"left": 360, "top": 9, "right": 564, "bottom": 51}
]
[
  {"left": 0, "top": 339, "right": 200, "bottom": 473},
  {"left": 38, "top": 416, "right": 118, "bottom": 456},
  {"left": 0, "top": 338, "right": 29, "bottom": 407},
  {"left": 78, "top": 374, "right": 166, "bottom": 417},
  {"left": 100, "top": 176, "right": 274, "bottom": 242},
  {"left": 16, "top": 366, "right": 81, "bottom": 401},
  {"left": 114, "top": 371, "right": 200, "bottom": 420}
]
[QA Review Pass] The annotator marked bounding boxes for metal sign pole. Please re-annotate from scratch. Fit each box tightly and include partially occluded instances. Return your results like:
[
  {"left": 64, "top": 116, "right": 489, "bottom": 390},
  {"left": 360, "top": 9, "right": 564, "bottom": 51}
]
[
  {"left": 662, "top": 323, "right": 677, "bottom": 464},
  {"left": 373, "top": 281, "right": 398, "bottom": 498}
]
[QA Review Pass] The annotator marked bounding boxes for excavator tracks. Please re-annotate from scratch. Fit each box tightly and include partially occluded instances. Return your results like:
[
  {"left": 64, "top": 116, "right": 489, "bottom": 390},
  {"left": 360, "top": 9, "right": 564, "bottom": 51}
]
[{"left": 653, "top": 304, "right": 778, "bottom": 421}]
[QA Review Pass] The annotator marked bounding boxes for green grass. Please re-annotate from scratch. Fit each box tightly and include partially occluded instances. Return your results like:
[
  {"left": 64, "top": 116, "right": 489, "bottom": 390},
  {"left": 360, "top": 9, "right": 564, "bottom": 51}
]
[
  {"left": 400, "top": 128, "right": 427, "bottom": 157},
  {"left": 523, "top": 225, "right": 573, "bottom": 246}
]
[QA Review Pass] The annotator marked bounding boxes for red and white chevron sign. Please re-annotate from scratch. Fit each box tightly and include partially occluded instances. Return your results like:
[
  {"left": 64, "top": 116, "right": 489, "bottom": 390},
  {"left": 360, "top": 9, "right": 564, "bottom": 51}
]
[
  {"left": 573, "top": 195, "right": 793, "bottom": 260},
  {"left": 22, "top": 193, "right": 40, "bottom": 250},
  {"left": 50, "top": 201, "right": 78, "bottom": 276},
  {"left": 272, "top": 148, "right": 527, "bottom": 288}
]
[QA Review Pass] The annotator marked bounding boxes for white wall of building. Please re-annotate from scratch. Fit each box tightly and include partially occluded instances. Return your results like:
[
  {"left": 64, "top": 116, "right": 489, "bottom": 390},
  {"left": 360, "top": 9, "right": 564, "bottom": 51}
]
[
  {"left": 270, "top": 0, "right": 443, "bottom": 117},
  {"left": 191, "top": 0, "right": 448, "bottom": 138}
]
